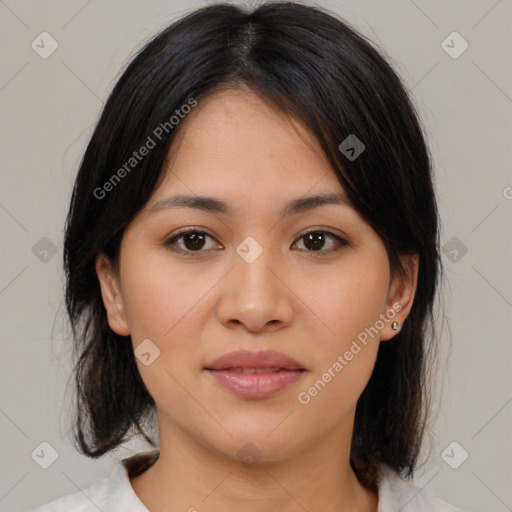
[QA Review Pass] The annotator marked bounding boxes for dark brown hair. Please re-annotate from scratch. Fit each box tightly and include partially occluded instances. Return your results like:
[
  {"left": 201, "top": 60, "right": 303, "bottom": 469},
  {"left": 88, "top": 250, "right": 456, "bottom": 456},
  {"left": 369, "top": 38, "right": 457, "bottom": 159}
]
[{"left": 64, "top": 1, "right": 442, "bottom": 492}]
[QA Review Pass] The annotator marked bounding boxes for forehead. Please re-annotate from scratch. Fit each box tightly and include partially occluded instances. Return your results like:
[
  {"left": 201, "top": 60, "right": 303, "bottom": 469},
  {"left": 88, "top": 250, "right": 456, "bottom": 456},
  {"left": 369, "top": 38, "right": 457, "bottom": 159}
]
[{"left": 152, "top": 88, "right": 344, "bottom": 203}]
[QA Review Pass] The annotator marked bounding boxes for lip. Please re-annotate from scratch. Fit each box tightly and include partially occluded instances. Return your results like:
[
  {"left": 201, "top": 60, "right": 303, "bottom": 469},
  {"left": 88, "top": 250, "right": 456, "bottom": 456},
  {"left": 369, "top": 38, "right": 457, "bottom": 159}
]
[
  {"left": 205, "top": 349, "right": 305, "bottom": 371},
  {"left": 204, "top": 349, "right": 306, "bottom": 400}
]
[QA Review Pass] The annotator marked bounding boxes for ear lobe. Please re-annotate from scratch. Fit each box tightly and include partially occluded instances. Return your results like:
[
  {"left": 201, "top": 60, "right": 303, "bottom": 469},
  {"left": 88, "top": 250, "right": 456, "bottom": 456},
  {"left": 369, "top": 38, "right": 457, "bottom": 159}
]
[
  {"left": 380, "top": 253, "right": 419, "bottom": 342},
  {"left": 95, "top": 253, "right": 130, "bottom": 336}
]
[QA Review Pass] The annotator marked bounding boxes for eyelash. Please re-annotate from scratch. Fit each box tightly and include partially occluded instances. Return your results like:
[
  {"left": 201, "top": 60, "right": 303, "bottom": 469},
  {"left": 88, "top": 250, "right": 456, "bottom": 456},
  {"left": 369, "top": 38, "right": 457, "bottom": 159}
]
[{"left": 164, "top": 228, "right": 348, "bottom": 257}]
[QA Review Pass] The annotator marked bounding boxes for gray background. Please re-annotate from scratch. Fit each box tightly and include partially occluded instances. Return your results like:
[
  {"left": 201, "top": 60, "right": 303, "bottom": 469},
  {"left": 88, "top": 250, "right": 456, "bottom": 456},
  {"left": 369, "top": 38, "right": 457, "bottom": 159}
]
[{"left": 1, "top": 0, "right": 511, "bottom": 511}]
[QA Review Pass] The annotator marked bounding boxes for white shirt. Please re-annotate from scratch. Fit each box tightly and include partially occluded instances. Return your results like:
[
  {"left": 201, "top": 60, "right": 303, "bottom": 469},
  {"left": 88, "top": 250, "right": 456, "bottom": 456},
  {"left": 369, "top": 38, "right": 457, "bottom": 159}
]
[{"left": 30, "top": 450, "right": 464, "bottom": 512}]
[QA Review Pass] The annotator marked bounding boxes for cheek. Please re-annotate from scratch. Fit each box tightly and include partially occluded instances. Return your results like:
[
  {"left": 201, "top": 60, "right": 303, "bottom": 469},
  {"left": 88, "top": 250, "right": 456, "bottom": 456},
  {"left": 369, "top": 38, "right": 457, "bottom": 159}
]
[
  {"left": 295, "top": 252, "right": 389, "bottom": 401},
  {"left": 295, "top": 283, "right": 384, "bottom": 419},
  {"left": 306, "top": 253, "right": 390, "bottom": 344},
  {"left": 118, "top": 252, "right": 205, "bottom": 413},
  {"left": 118, "top": 249, "right": 219, "bottom": 402},
  {"left": 119, "top": 250, "right": 210, "bottom": 341}
]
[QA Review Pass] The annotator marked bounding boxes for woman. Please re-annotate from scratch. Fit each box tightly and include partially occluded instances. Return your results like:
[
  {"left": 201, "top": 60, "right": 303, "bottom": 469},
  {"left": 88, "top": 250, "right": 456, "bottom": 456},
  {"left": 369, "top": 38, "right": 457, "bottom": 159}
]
[{"left": 31, "top": 2, "right": 464, "bottom": 510}]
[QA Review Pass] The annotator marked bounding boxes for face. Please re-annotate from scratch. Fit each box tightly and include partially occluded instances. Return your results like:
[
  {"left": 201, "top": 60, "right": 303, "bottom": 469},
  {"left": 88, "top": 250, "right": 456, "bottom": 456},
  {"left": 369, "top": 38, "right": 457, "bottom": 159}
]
[{"left": 96, "top": 87, "right": 418, "bottom": 464}]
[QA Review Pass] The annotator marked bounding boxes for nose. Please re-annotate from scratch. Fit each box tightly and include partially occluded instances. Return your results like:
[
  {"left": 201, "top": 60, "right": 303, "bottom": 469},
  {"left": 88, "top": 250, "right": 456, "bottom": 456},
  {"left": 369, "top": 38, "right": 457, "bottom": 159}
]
[{"left": 215, "top": 242, "right": 295, "bottom": 333}]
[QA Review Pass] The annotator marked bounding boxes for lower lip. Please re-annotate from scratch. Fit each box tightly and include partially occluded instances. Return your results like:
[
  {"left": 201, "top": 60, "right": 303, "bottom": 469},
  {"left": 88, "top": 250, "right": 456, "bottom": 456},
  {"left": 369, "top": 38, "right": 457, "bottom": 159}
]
[{"left": 206, "top": 369, "right": 305, "bottom": 399}]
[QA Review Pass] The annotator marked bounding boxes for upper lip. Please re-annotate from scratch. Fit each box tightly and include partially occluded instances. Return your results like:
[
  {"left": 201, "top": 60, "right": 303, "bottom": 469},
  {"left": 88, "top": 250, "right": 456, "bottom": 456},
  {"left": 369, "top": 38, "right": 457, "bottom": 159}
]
[{"left": 205, "top": 349, "right": 305, "bottom": 371}]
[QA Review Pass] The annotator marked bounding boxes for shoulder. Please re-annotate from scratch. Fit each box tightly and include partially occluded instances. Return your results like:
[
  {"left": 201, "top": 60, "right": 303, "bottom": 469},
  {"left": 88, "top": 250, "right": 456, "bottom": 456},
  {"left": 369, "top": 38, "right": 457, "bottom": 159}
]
[
  {"left": 28, "top": 449, "right": 158, "bottom": 512},
  {"left": 377, "top": 464, "right": 465, "bottom": 512},
  {"left": 28, "top": 475, "right": 109, "bottom": 512}
]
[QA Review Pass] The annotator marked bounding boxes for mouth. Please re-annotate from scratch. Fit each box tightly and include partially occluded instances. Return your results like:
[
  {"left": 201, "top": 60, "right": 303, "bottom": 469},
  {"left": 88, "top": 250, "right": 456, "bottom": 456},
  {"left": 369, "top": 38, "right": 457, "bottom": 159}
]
[
  {"left": 204, "top": 368, "right": 305, "bottom": 399},
  {"left": 211, "top": 367, "right": 303, "bottom": 374},
  {"left": 204, "top": 350, "right": 306, "bottom": 399},
  {"left": 204, "top": 349, "right": 306, "bottom": 372}
]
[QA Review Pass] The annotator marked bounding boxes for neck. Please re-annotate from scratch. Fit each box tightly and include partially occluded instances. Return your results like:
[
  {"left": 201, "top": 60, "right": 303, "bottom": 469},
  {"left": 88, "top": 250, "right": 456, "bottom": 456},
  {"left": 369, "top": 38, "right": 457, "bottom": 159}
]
[{"left": 130, "top": 422, "right": 378, "bottom": 512}]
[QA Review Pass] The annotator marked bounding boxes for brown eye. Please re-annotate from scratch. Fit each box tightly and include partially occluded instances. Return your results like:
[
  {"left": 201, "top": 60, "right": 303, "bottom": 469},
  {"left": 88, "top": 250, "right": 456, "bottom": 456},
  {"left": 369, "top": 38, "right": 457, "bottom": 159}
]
[
  {"left": 303, "top": 232, "right": 326, "bottom": 251},
  {"left": 181, "top": 232, "right": 207, "bottom": 250},
  {"left": 165, "top": 228, "right": 347, "bottom": 257},
  {"left": 294, "top": 230, "right": 348, "bottom": 255},
  {"left": 165, "top": 229, "right": 219, "bottom": 254}
]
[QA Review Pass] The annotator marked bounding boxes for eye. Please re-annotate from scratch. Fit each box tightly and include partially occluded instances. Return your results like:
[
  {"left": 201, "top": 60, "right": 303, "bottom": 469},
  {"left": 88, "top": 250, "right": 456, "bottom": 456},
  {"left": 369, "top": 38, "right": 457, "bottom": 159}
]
[
  {"left": 292, "top": 229, "right": 348, "bottom": 256},
  {"left": 164, "top": 229, "right": 220, "bottom": 255},
  {"left": 164, "top": 228, "right": 348, "bottom": 257}
]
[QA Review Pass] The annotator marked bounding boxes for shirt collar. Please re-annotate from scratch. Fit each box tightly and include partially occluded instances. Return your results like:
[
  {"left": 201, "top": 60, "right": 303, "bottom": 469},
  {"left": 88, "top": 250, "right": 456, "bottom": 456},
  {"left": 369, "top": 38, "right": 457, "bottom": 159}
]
[
  {"left": 107, "top": 449, "right": 400, "bottom": 511},
  {"left": 107, "top": 449, "right": 159, "bottom": 512}
]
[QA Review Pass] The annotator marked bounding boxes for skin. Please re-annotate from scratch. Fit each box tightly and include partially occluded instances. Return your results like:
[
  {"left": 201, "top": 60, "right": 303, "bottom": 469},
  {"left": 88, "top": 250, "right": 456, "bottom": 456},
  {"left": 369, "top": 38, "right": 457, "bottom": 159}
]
[{"left": 96, "top": 87, "right": 419, "bottom": 512}]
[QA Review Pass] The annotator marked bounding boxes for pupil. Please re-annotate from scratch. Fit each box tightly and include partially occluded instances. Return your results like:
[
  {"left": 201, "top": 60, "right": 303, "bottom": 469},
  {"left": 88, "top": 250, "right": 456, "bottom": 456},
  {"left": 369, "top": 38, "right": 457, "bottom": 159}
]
[
  {"left": 305, "top": 232, "right": 324, "bottom": 251},
  {"left": 185, "top": 232, "right": 205, "bottom": 250}
]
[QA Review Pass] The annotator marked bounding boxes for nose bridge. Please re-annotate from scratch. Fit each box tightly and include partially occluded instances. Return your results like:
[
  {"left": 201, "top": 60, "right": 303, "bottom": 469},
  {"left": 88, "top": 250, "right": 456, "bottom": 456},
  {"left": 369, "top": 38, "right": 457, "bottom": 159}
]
[
  {"left": 233, "top": 234, "right": 281, "bottom": 297},
  {"left": 215, "top": 233, "right": 294, "bottom": 331}
]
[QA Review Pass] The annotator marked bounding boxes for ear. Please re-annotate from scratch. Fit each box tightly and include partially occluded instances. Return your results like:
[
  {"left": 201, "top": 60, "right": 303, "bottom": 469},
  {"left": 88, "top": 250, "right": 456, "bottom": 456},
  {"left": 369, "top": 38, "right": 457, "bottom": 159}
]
[
  {"left": 380, "top": 253, "right": 419, "bottom": 342},
  {"left": 95, "top": 253, "right": 130, "bottom": 336}
]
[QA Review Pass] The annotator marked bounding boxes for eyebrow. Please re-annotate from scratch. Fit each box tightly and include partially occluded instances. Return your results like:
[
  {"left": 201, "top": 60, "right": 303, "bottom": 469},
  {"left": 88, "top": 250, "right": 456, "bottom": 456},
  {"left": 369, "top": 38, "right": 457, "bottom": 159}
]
[{"left": 147, "top": 192, "right": 352, "bottom": 217}]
